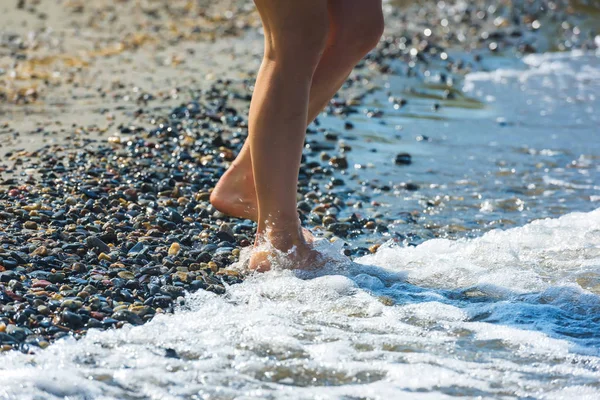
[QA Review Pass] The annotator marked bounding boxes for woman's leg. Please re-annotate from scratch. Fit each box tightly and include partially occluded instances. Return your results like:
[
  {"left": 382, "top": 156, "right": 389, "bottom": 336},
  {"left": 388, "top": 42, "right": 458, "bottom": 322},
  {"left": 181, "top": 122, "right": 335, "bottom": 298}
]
[
  {"left": 210, "top": 0, "right": 384, "bottom": 223},
  {"left": 308, "top": 0, "right": 384, "bottom": 120},
  {"left": 248, "top": 0, "right": 329, "bottom": 271}
]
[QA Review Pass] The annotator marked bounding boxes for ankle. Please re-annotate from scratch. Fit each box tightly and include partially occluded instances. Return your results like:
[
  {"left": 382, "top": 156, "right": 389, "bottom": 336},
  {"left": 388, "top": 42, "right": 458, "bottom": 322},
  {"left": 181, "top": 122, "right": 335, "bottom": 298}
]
[
  {"left": 257, "top": 223, "right": 305, "bottom": 251},
  {"left": 228, "top": 162, "right": 251, "bottom": 177}
]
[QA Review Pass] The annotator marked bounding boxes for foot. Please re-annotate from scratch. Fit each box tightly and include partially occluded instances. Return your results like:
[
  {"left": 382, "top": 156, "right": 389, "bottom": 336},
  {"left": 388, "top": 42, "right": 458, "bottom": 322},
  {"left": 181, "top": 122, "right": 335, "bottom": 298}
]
[
  {"left": 210, "top": 166, "right": 316, "bottom": 245},
  {"left": 210, "top": 163, "right": 258, "bottom": 221},
  {"left": 249, "top": 226, "right": 326, "bottom": 272}
]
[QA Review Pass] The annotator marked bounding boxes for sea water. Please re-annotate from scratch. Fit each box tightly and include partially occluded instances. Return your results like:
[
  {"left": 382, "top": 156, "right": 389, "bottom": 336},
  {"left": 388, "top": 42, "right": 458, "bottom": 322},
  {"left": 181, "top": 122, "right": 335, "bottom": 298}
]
[
  {"left": 0, "top": 52, "right": 599, "bottom": 399},
  {"left": 315, "top": 50, "right": 600, "bottom": 247}
]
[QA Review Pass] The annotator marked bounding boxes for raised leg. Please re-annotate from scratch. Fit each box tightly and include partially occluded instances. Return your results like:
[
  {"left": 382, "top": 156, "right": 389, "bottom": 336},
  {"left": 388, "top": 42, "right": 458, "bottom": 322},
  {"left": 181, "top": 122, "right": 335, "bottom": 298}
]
[{"left": 210, "top": 0, "right": 384, "bottom": 222}]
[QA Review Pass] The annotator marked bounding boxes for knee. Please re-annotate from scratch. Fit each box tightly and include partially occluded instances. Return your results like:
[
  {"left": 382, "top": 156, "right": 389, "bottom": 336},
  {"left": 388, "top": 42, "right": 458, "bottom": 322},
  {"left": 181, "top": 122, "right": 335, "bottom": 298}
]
[
  {"left": 265, "top": 15, "right": 329, "bottom": 72},
  {"left": 334, "top": 5, "right": 384, "bottom": 57}
]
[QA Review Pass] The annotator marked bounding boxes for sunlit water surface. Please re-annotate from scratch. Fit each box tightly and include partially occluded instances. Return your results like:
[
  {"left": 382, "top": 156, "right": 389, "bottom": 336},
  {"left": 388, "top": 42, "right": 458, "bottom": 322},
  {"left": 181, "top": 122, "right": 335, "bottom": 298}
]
[
  {"left": 1, "top": 52, "right": 599, "bottom": 399},
  {"left": 315, "top": 50, "right": 600, "bottom": 246}
]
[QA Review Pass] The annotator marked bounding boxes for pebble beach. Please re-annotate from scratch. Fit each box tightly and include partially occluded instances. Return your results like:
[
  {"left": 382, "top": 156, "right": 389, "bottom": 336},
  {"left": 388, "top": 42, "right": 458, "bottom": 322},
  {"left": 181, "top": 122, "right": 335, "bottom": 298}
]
[{"left": 1, "top": 1, "right": 600, "bottom": 398}]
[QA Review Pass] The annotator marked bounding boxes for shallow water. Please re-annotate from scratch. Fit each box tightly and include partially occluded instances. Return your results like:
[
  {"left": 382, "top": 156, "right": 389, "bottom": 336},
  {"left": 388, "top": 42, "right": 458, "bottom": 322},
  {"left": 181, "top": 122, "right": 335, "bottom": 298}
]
[
  {"left": 1, "top": 52, "right": 599, "bottom": 399},
  {"left": 313, "top": 50, "right": 600, "bottom": 246}
]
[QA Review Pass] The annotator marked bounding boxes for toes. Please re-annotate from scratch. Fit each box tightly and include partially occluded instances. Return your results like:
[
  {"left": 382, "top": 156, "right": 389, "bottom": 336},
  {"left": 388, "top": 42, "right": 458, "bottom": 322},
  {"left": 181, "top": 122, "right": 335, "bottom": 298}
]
[
  {"left": 302, "top": 228, "right": 315, "bottom": 243},
  {"left": 249, "top": 251, "right": 272, "bottom": 272}
]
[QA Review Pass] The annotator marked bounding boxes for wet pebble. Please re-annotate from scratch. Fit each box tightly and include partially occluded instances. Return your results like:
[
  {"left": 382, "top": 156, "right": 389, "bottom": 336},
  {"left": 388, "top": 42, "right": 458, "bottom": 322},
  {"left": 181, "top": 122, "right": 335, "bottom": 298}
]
[
  {"left": 394, "top": 153, "right": 412, "bottom": 165},
  {"left": 23, "top": 221, "right": 38, "bottom": 230},
  {"left": 86, "top": 236, "right": 111, "bottom": 253}
]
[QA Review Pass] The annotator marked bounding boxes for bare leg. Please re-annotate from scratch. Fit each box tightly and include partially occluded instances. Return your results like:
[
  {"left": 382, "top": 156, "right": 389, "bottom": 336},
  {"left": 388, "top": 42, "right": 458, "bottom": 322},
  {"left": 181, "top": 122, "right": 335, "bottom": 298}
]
[
  {"left": 210, "top": 0, "right": 384, "bottom": 222},
  {"left": 246, "top": 0, "right": 330, "bottom": 271}
]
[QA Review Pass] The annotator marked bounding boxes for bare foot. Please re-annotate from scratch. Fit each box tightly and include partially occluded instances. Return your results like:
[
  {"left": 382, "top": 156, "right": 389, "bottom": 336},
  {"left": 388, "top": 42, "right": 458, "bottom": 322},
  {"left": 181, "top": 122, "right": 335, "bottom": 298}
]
[
  {"left": 249, "top": 227, "right": 326, "bottom": 272},
  {"left": 210, "top": 163, "right": 258, "bottom": 221},
  {"left": 210, "top": 166, "right": 317, "bottom": 245}
]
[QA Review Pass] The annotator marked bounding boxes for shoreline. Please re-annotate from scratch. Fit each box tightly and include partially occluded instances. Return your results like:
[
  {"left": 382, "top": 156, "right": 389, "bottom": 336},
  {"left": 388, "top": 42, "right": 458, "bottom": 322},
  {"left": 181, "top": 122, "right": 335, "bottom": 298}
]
[{"left": 1, "top": 0, "right": 599, "bottom": 352}]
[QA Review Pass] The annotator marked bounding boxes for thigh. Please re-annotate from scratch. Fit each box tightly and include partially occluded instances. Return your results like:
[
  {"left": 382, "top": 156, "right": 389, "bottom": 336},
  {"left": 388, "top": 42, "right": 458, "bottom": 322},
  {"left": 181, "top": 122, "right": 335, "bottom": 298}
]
[
  {"left": 254, "top": 0, "right": 329, "bottom": 51},
  {"left": 327, "top": 0, "right": 383, "bottom": 38}
]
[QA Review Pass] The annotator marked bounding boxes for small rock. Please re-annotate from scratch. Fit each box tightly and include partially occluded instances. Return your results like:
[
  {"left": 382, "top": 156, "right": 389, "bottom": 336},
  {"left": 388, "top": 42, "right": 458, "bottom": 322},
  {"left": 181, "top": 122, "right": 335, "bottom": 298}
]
[
  {"left": 165, "top": 348, "right": 180, "bottom": 359},
  {"left": 0, "top": 271, "right": 19, "bottom": 282},
  {"left": 98, "top": 253, "right": 112, "bottom": 262},
  {"left": 151, "top": 295, "right": 173, "bottom": 308},
  {"left": 129, "top": 306, "right": 154, "bottom": 317},
  {"left": 168, "top": 243, "right": 180, "bottom": 256},
  {"left": 394, "top": 153, "right": 412, "bottom": 165},
  {"left": 86, "top": 236, "right": 111, "bottom": 253},
  {"left": 0, "top": 333, "right": 18, "bottom": 345},
  {"left": 23, "top": 221, "right": 38, "bottom": 230},
  {"left": 322, "top": 216, "right": 336, "bottom": 226},
  {"left": 31, "top": 246, "right": 48, "bottom": 256},
  {"left": 128, "top": 242, "right": 148, "bottom": 257},
  {"left": 32, "top": 280, "right": 52, "bottom": 288},
  {"left": 190, "top": 280, "right": 207, "bottom": 291},
  {"left": 37, "top": 305, "right": 51, "bottom": 315},
  {"left": 61, "top": 299, "right": 83, "bottom": 310},
  {"left": 86, "top": 318, "right": 104, "bottom": 329},
  {"left": 328, "top": 222, "right": 351, "bottom": 237},
  {"left": 216, "top": 231, "right": 235, "bottom": 243},
  {"left": 329, "top": 156, "right": 348, "bottom": 169},
  {"left": 1, "top": 259, "right": 17, "bottom": 270},
  {"left": 117, "top": 271, "right": 134, "bottom": 280},
  {"left": 402, "top": 182, "right": 419, "bottom": 191},
  {"left": 123, "top": 188, "right": 138, "bottom": 200},
  {"left": 112, "top": 310, "right": 143, "bottom": 326},
  {"left": 324, "top": 132, "right": 339, "bottom": 141},
  {"left": 369, "top": 244, "right": 381, "bottom": 253},
  {"left": 61, "top": 311, "right": 84, "bottom": 329}
]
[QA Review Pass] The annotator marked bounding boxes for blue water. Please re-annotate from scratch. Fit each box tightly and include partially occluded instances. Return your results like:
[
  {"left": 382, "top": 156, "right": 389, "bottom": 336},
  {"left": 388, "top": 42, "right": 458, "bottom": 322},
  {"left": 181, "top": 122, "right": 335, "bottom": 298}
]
[{"left": 313, "top": 50, "right": 600, "bottom": 246}]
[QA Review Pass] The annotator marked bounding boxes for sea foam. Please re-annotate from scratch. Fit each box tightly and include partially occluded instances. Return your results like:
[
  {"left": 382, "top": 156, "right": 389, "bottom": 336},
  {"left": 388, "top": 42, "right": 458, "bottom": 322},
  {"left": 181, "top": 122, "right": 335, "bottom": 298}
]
[{"left": 1, "top": 209, "right": 599, "bottom": 399}]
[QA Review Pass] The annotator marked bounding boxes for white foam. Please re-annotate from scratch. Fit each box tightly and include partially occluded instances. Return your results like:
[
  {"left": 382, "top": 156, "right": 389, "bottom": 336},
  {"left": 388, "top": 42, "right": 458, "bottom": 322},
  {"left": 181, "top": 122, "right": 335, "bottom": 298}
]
[
  {"left": 360, "top": 208, "right": 600, "bottom": 292},
  {"left": 463, "top": 50, "right": 600, "bottom": 92},
  {"left": 1, "top": 209, "right": 599, "bottom": 399}
]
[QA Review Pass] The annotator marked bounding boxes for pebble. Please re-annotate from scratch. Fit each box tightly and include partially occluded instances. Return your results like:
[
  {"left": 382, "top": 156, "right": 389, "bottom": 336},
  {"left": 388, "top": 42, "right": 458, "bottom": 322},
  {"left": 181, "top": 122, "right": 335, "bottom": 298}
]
[
  {"left": 98, "top": 253, "right": 112, "bottom": 262},
  {"left": 328, "top": 223, "right": 351, "bottom": 237},
  {"left": 1, "top": 260, "right": 18, "bottom": 270},
  {"left": 394, "top": 153, "right": 412, "bottom": 165},
  {"left": 61, "top": 311, "right": 83, "bottom": 329},
  {"left": 364, "top": 221, "right": 376, "bottom": 229},
  {"left": 37, "top": 306, "right": 50, "bottom": 315},
  {"left": 369, "top": 244, "right": 381, "bottom": 253},
  {"left": 112, "top": 310, "right": 143, "bottom": 326},
  {"left": 168, "top": 243, "right": 181, "bottom": 256},
  {"left": 23, "top": 221, "right": 38, "bottom": 230},
  {"left": 329, "top": 156, "right": 348, "bottom": 169},
  {"left": 117, "top": 271, "right": 134, "bottom": 280},
  {"left": 31, "top": 246, "right": 48, "bottom": 256},
  {"left": 402, "top": 182, "right": 420, "bottom": 191},
  {"left": 86, "top": 236, "right": 111, "bottom": 253},
  {"left": 61, "top": 299, "right": 83, "bottom": 310}
]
